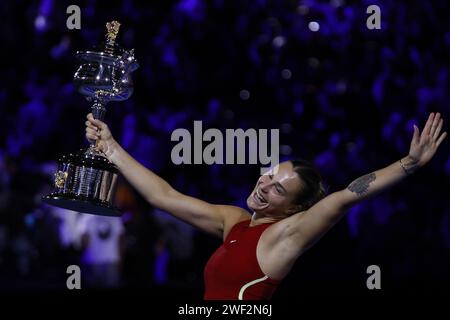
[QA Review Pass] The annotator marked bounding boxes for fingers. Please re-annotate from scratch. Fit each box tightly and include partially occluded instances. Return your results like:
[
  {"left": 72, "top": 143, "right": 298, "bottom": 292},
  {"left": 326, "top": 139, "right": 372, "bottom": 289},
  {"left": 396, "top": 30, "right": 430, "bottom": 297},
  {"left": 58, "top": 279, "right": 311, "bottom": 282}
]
[
  {"left": 429, "top": 112, "right": 441, "bottom": 137},
  {"left": 86, "top": 135, "right": 97, "bottom": 144},
  {"left": 433, "top": 118, "right": 443, "bottom": 141},
  {"left": 426, "top": 111, "right": 446, "bottom": 147},
  {"left": 423, "top": 112, "right": 435, "bottom": 136},
  {"left": 413, "top": 125, "right": 420, "bottom": 145},
  {"left": 436, "top": 131, "right": 447, "bottom": 148},
  {"left": 86, "top": 113, "right": 107, "bottom": 130},
  {"left": 86, "top": 126, "right": 100, "bottom": 136},
  {"left": 85, "top": 120, "right": 98, "bottom": 131},
  {"left": 86, "top": 127, "right": 100, "bottom": 141},
  {"left": 86, "top": 135, "right": 98, "bottom": 142}
]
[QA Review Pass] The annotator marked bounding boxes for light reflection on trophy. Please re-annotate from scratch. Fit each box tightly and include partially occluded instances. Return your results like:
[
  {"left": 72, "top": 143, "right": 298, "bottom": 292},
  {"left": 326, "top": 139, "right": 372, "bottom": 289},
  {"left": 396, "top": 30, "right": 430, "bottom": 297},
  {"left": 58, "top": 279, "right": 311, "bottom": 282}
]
[{"left": 42, "top": 21, "right": 139, "bottom": 216}]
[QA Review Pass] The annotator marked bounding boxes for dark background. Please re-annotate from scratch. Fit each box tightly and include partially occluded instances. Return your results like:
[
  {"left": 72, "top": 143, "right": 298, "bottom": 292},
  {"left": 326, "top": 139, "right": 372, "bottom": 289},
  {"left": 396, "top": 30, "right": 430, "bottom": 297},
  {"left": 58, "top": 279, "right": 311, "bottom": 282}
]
[{"left": 0, "top": 0, "right": 449, "bottom": 299}]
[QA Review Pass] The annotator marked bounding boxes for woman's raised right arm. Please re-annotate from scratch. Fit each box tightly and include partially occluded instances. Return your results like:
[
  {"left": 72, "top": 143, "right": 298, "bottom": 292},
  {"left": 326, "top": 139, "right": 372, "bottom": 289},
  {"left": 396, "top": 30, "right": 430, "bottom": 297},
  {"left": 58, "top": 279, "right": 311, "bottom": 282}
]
[{"left": 85, "top": 113, "right": 248, "bottom": 238}]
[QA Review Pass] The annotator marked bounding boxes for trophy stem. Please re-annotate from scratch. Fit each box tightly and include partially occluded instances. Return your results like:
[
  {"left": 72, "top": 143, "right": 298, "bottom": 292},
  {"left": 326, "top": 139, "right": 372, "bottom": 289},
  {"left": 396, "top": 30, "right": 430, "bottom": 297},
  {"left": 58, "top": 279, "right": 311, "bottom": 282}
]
[
  {"left": 92, "top": 98, "right": 107, "bottom": 122},
  {"left": 88, "top": 96, "right": 108, "bottom": 154}
]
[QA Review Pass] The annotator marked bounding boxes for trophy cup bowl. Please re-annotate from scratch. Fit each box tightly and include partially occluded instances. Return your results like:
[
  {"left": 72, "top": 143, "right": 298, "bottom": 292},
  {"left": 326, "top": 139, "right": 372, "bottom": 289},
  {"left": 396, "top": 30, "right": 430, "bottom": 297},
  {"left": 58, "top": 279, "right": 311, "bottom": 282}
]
[{"left": 42, "top": 21, "right": 138, "bottom": 216}]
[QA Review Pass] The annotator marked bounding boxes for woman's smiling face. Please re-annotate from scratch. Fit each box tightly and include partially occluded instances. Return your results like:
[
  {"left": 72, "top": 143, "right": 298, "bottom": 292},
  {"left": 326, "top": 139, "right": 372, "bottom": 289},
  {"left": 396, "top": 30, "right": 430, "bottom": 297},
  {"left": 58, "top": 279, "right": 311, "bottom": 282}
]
[{"left": 247, "top": 161, "right": 303, "bottom": 218}]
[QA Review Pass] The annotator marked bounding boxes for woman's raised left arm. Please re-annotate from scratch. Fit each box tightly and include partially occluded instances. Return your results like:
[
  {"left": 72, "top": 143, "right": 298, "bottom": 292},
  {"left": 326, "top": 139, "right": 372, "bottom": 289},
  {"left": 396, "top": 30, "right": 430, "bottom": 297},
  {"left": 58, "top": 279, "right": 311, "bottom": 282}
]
[{"left": 281, "top": 112, "right": 447, "bottom": 253}]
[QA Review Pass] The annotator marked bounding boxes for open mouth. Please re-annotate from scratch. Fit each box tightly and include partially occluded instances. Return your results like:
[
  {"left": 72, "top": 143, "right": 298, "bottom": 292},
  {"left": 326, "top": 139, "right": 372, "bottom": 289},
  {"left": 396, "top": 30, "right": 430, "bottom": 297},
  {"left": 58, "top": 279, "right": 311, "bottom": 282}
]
[{"left": 253, "top": 189, "right": 267, "bottom": 204}]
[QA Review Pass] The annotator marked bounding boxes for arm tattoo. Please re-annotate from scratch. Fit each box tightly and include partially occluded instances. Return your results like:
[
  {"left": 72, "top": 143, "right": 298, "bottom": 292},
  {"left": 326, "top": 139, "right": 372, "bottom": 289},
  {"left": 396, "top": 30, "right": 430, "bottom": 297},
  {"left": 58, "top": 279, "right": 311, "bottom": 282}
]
[{"left": 347, "top": 172, "right": 376, "bottom": 197}]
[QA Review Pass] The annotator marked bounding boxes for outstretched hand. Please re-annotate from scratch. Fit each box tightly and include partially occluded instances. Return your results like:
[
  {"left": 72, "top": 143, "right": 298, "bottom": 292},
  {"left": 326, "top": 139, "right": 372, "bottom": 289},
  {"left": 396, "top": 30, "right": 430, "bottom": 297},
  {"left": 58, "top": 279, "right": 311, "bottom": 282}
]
[{"left": 409, "top": 112, "right": 447, "bottom": 167}]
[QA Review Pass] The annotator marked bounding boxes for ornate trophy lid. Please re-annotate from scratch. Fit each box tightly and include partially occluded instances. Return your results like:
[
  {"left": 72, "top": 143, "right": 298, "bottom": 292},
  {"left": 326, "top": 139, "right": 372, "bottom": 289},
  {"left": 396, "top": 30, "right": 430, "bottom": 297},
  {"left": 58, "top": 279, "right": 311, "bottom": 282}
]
[
  {"left": 73, "top": 20, "right": 139, "bottom": 101},
  {"left": 75, "top": 21, "right": 137, "bottom": 67}
]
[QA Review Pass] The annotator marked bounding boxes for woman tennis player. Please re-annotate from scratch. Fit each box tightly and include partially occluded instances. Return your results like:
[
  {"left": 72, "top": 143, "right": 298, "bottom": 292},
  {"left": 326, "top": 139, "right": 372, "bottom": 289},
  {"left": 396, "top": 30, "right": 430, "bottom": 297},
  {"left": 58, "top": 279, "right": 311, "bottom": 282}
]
[{"left": 85, "top": 112, "right": 446, "bottom": 300}]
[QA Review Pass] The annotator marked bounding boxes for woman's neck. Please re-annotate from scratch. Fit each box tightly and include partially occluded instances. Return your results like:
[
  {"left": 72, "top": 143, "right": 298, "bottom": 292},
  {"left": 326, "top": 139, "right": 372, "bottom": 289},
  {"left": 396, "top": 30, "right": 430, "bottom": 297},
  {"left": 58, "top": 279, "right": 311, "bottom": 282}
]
[{"left": 250, "top": 212, "right": 282, "bottom": 226}]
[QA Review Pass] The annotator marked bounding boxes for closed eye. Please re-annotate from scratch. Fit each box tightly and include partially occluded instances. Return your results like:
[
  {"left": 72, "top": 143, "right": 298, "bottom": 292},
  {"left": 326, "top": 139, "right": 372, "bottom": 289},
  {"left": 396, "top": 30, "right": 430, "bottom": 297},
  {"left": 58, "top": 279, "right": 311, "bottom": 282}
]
[{"left": 268, "top": 174, "right": 286, "bottom": 194}]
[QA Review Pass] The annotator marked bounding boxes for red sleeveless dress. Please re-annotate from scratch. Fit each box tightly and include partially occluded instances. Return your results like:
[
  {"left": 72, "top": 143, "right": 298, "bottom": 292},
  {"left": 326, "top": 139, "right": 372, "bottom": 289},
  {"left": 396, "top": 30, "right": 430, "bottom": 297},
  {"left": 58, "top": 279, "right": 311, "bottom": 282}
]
[{"left": 204, "top": 220, "right": 280, "bottom": 300}]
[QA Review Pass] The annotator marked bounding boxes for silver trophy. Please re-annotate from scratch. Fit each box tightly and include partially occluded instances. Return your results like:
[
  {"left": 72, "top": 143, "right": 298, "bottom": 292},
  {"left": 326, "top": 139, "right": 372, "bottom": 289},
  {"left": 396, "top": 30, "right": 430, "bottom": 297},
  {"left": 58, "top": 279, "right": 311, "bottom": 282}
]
[{"left": 42, "top": 21, "right": 139, "bottom": 216}]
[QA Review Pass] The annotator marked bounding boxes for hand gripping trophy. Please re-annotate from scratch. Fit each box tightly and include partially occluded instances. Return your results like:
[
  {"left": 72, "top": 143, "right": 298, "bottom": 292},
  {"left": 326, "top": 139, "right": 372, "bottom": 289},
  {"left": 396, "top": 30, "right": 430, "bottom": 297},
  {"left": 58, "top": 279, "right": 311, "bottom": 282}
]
[{"left": 42, "top": 21, "right": 139, "bottom": 216}]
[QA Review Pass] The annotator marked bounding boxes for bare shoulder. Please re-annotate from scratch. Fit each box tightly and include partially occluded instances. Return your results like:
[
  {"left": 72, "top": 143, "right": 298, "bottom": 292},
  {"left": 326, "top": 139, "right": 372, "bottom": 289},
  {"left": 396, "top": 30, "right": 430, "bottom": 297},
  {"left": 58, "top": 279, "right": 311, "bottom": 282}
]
[
  {"left": 218, "top": 205, "right": 252, "bottom": 241},
  {"left": 257, "top": 212, "right": 307, "bottom": 279}
]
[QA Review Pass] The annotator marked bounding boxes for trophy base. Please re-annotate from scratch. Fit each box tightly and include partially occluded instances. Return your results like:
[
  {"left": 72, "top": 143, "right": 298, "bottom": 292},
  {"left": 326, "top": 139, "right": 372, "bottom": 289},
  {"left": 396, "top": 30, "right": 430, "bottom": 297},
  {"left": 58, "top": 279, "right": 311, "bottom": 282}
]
[
  {"left": 42, "top": 194, "right": 121, "bottom": 217},
  {"left": 43, "top": 148, "right": 121, "bottom": 217}
]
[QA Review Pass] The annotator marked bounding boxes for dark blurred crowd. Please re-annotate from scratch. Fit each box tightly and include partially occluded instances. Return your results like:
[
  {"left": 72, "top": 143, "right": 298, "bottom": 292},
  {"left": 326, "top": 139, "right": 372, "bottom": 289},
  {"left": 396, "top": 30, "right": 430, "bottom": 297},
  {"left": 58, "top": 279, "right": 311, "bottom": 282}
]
[{"left": 0, "top": 0, "right": 449, "bottom": 296}]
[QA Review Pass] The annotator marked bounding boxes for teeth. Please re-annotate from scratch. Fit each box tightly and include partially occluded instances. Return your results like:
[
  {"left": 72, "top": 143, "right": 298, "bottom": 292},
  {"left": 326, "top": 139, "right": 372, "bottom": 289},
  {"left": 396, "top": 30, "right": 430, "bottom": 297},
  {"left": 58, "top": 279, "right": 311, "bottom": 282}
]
[{"left": 256, "top": 189, "right": 265, "bottom": 203}]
